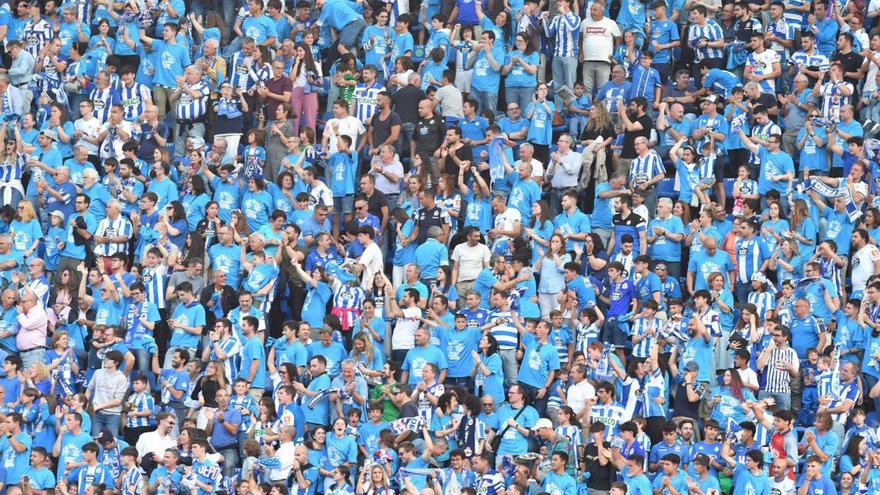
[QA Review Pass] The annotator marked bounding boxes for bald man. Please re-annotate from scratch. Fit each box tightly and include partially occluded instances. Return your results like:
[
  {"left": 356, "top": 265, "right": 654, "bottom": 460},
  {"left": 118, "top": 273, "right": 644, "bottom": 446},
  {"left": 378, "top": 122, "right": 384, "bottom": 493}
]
[{"left": 686, "top": 236, "right": 734, "bottom": 295}]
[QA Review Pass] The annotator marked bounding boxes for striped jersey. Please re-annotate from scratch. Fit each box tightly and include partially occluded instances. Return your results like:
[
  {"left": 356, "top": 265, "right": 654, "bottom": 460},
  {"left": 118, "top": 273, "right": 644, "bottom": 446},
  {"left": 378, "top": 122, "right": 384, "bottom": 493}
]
[
  {"left": 747, "top": 290, "right": 775, "bottom": 321},
  {"left": 489, "top": 309, "right": 519, "bottom": 350},
  {"left": 687, "top": 19, "right": 724, "bottom": 61},
  {"left": 542, "top": 13, "right": 580, "bottom": 57},
  {"left": 120, "top": 82, "right": 151, "bottom": 121},
  {"left": 125, "top": 392, "right": 156, "bottom": 428},
  {"left": 640, "top": 368, "right": 667, "bottom": 418},
  {"left": 142, "top": 264, "right": 168, "bottom": 309},
  {"left": 228, "top": 51, "right": 256, "bottom": 89},
  {"left": 630, "top": 316, "right": 660, "bottom": 358},
  {"left": 735, "top": 237, "right": 767, "bottom": 283},
  {"left": 248, "top": 63, "right": 272, "bottom": 90},
  {"left": 120, "top": 466, "right": 144, "bottom": 495},
  {"left": 629, "top": 150, "right": 664, "bottom": 188},
  {"left": 175, "top": 80, "right": 211, "bottom": 120},
  {"left": 26, "top": 276, "right": 51, "bottom": 308},
  {"left": 332, "top": 283, "right": 366, "bottom": 310},
  {"left": 22, "top": 18, "right": 54, "bottom": 58},
  {"left": 90, "top": 86, "right": 120, "bottom": 123},
  {"left": 762, "top": 346, "right": 799, "bottom": 393},
  {"left": 476, "top": 469, "right": 505, "bottom": 495},
  {"left": 619, "top": 376, "right": 641, "bottom": 419},
  {"left": 210, "top": 336, "right": 242, "bottom": 383},
  {"left": 555, "top": 425, "right": 583, "bottom": 465},
  {"left": 229, "top": 393, "right": 259, "bottom": 431},
  {"left": 93, "top": 215, "right": 133, "bottom": 256},
  {"left": 0, "top": 154, "right": 25, "bottom": 183},
  {"left": 589, "top": 403, "right": 627, "bottom": 439},
  {"left": 353, "top": 82, "right": 385, "bottom": 124},
  {"left": 818, "top": 257, "right": 844, "bottom": 298}
]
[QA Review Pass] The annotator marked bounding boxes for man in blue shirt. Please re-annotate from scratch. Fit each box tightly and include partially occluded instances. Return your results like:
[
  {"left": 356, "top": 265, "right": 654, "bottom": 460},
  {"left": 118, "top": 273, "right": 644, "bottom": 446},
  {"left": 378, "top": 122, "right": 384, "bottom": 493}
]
[
  {"left": 295, "top": 355, "right": 332, "bottom": 428},
  {"left": 154, "top": 348, "right": 191, "bottom": 432},
  {"left": 315, "top": 0, "right": 367, "bottom": 58},
  {"left": 139, "top": 22, "right": 191, "bottom": 121},
  {"left": 206, "top": 388, "right": 243, "bottom": 478},
  {"left": 466, "top": 30, "right": 504, "bottom": 114},
  {"left": 516, "top": 319, "right": 561, "bottom": 416},
  {"left": 166, "top": 282, "right": 205, "bottom": 368},
  {"left": 401, "top": 327, "right": 448, "bottom": 385},
  {"left": 239, "top": 316, "right": 267, "bottom": 400}
]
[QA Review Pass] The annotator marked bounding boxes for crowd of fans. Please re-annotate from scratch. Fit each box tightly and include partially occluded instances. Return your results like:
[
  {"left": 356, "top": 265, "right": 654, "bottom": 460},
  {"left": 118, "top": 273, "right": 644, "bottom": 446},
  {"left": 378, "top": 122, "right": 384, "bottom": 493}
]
[{"left": 3, "top": 0, "right": 880, "bottom": 494}]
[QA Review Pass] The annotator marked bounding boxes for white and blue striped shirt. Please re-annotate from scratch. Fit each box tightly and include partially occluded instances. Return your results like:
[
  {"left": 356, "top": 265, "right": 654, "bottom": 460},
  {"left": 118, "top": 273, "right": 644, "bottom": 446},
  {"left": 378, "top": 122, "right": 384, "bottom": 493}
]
[
  {"left": 125, "top": 392, "right": 156, "bottom": 428},
  {"left": 228, "top": 51, "right": 256, "bottom": 89},
  {"left": 641, "top": 368, "right": 667, "bottom": 418},
  {"left": 629, "top": 150, "right": 665, "bottom": 188},
  {"left": 89, "top": 86, "right": 118, "bottom": 123},
  {"left": 688, "top": 19, "right": 724, "bottom": 61},
  {"left": 543, "top": 13, "right": 580, "bottom": 58},
  {"left": 93, "top": 215, "right": 133, "bottom": 256},
  {"left": 142, "top": 264, "right": 168, "bottom": 310},
  {"left": 353, "top": 82, "right": 386, "bottom": 124},
  {"left": 0, "top": 155, "right": 25, "bottom": 183},
  {"left": 489, "top": 309, "right": 519, "bottom": 350},
  {"left": 22, "top": 18, "right": 54, "bottom": 58},
  {"left": 120, "top": 82, "right": 151, "bottom": 121},
  {"left": 819, "top": 257, "right": 843, "bottom": 296},
  {"left": 619, "top": 376, "right": 641, "bottom": 419},
  {"left": 175, "top": 80, "right": 211, "bottom": 120},
  {"left": 25, "top": 276, "right": 51, "bottom": 308},
  {"left": 747, "top": 290, "right": 775, "bottom": 321},
  {"left": 210, "top": 336, "right": 242, "bottom": 383},
  {"left": 630, "top": 316, "right": 659, "bottom": 358},
  {"left": 589, "top": 402, "right": 627, "bottom": 439}
]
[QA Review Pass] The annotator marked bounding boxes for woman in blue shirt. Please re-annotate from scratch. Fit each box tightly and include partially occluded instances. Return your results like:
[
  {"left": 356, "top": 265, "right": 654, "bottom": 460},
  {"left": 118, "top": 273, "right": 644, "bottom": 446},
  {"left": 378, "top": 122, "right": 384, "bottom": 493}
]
[
  {"left": 41, "top": 103, "right": 76, "bottom": 160},
  {"left": 761, "top": 200, "right": 790, "bottom": 254},
  {"left": 525, "top": 84, "right": 556, "bottom": 165},
  {"left": 161, "top": 201, "right": 189, "bottom": 251},
  {"left": 790, "top": 199, "right": 817, "bottom": 262},
  {"left": 503, "top": 34, "right": 540, "bottom": 113},
  {"left": 708, "top": 368, "right": 755, "bottom": 425},
  {"left": 613, "top": 31, "right": 641, "bottom": 75},
  {"left": 536, "top": 234, "right": 571, "bottom": 319},
  {"left": 526, "top": 200, "right": 555, "bottom": 265},
  {"left": 434, "top": 266, "right": 459, "bottom": 310},
  {"left": 181, "top": 176, "right": 210, "bottom": 232},
  {"left": 326, "top": 418, "right": 358, "bottom": 473},
  {"left": 460, "top": 168, "right": 493, "bottom": 233},
  {"left": 10, "top": 201, "right": 42, "bottom": 260},
  {"left": 473, "top": 335, "right": 504, "bottom": 400}
]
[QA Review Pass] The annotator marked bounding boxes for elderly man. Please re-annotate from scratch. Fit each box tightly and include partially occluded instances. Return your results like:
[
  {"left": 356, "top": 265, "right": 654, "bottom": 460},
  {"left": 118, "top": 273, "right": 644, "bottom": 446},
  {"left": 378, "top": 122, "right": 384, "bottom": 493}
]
[
  {"left": 137, "top": 104, "right": 169, "bottom": 162},
  {"left": 82, "top": 168, "right": 112, "bottom": 222},
  {"left": 10, "top": 258, "right": 50, "bottom": 308},
  {"left": 546, "top": 134, "right": 582, "bottom": 217},
  {"left": 329, "top": 360, "right": 369, "bottom": 422},
  {"left": 94, "top": 199, "right": 133, "bottom": 269},
  {"left": 368, "top": 145, "right": 403, "bottom": 208},
  {"left": 196, "top": 38, "right": 226, "bottom": 99},
  {"left": 6, "top": 41, "right": 35, "bottom": 110},
  {"left": 208, "top": 137, "right": 234, "bottom": 168},
  {"left": 171, "top": 65, "right": 211, "bottom": 157},
  {"left": 647, "top": 198, "right": 686, "bottom": 279},
  {"left": 628, "top": 136, "right": 666, "bottom": 216},
  {"left": 15, "top": 289, "right": 48, "bottom": 368}
]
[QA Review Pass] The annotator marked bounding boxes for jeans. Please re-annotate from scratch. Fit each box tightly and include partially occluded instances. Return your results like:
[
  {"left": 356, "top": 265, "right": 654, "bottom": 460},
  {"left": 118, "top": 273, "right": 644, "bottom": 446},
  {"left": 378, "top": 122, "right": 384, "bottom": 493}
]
[
  {"left": 499, "top": 348, "right": 519, "bottom": 388},
  {"left": 798, "top": 386, "right": 818, "bottom": 426},
  {"left": 398, "top": 122, "right": 416, "bottom": 160},
  {"left": 505, "top": 85, "right": 535, "bottom": 114},
  {"left": 93, "top": 411, "right": 122, "bottom": 436},
  {"left": 519, "top": 382, "right": 547, "bottom": 417},
  {"left": 471, "top": 88, "right": 498, "bottom": 116},
  {"left": 734, "top": 281, "right": 752, "bottom": 307},
  {"left": 582, "top": 61, "right": 612, "bottom": 98},
  {"left": 131, "top": 348, "right": 155, "bottom": 389},
  {"left": 19, "top": 347, "right": 45, "bottom": 370},
  {"left": 222, "top": 36, "right": 244, "bottom": 59},
  {"left": 758, "top": 390, "right": 791, "bottom": 412},
  {"left": 445, "top": 376, "right": 473, "bottom": 390},
  {"left": 551, "top": 56, "right": 577, "bottom": 107},
  {"left": 221, "top": 0, "right": 240, "bottom": 36},
  {"left": 216, "top": 445, "right": 240, "bottom": 478}
]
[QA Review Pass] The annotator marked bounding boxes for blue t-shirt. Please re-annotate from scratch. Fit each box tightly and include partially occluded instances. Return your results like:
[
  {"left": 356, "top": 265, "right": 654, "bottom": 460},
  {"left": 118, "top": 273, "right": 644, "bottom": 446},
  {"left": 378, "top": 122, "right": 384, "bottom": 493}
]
[
  {"left": 169, "top": 301, "right": 206, "bottom": 349},
  {"left": 402, "top": 345, "right": 449, "bottom": 384},
  {"left": 517, "top": 333, "right": 561, "bottom": 388},
  {"left": 148, "top": 40, "right": 191, "bottom": 88}
]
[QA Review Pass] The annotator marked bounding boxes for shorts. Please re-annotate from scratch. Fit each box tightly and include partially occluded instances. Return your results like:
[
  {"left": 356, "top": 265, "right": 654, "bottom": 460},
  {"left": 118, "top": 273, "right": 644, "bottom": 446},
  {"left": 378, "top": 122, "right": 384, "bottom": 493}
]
[
  {"left": 455, "top": 69, "right": 473, "bottom": 93},
  {"left": 339, "top": 18, "right": 367, "bottom": 49},
  {"left": 334, "top": 194, "right": 355, "bottom": 214},
  {"left": 601, "top": 316, "right": 630, "bottom": 350}
]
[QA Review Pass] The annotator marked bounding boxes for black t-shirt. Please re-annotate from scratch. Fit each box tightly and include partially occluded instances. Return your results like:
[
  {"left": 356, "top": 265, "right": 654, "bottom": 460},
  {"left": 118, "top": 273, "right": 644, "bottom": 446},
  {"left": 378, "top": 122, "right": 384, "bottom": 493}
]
[
  {"left": 673, "top": 381, "right": 702, "bottom": 421},
  {"left": 393, "top": 86, "right": 427, "bottom": 123},
  {"left": 365, "top": 190, "right": 389, "bottom": 219},
  {"left": 441, "top": 144, "right": 473, "bottom": 176},
  {"left": 620, "top": 114, "right": 653, "bottom": 159},
  {"left": 583, "top": 441, "right": 616, "bottom": 490},
  {"left": 370, "top": 110, "right": 402, "bottom": 149},
  {"left": 137, "top": 121, "right": 168, "bottom": 161},
  {"left": 414, "top": 115, "right": 446, "bottom": 155},
  {"left": 398, "top": 401, "right": 419, "bottom": 418},
  {"left": 831, "top": 50, "right": 865, "bottom": 87}
]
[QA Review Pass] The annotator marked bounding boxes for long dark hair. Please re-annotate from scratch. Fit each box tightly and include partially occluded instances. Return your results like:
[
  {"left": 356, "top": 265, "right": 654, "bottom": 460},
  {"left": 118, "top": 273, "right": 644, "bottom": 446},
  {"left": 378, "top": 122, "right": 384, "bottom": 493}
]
[
  {"left": 483, "top": 334, "right": 499, "bottom": 357},
  {"left": 530, "top": 200, "right": 551, "bottom": 229},
  {"left": 293, "top": 43, "right": 318, "bottom": 77},
  {"left": 167, "top": 201, "right": 186, "bottom": 223},
  {"left": 844, "top": 434, "right": 865, "bottom": 467},
  {"left": 190, "top": 175, "right": 207, "bottom": 196},
  {"left": 516, "top": 32, "right": 537, "bottom": 55}
]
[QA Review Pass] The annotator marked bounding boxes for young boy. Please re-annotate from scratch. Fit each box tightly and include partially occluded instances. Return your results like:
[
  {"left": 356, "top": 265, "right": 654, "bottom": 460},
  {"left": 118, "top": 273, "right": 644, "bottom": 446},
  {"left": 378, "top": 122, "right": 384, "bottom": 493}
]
[
  {"left": 798, "top": 348, "right": 820, "bottom": 426},
  {"left": 119, "top": 447, "right": 143, "bottom": 495},
  {"left": 566, "top": 82, "right": 592, "bottom": 137},
  {"left": 549, "top": 310, "right": 574, "bottom": 367},
  {"left": 734, "top": 350, "right": 759, "bottom": 393},
  {"left": 123, "top": 374, "right": 156, "bottom": 446},
  {"left": 630, "top": 300, "right": 660, "bottom": 359},
  {"left": 574, "top": 306, "right": 604, "bottom": 356},
  {"left": 598, "top": 261, "right": 637, "bottom": 362},
  {"left": 324, "top": 134, "right": 357, "bottom": 238},
  {"left": 834, "top": 299, "right": 865, "bottom": 365}
]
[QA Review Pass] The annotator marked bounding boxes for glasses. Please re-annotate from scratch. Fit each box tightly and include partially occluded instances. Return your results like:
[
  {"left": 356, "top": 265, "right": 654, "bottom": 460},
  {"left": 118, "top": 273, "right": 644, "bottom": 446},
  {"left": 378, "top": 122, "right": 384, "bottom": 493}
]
[
  {"left": 508, "top": 106, "right": 519, "bottom": 110},
  {"left": 355, "top": 206, "right": 366, "bottom": 211},
  {"left": 482, "top": 403, "right": 493, "bottom": 407}
]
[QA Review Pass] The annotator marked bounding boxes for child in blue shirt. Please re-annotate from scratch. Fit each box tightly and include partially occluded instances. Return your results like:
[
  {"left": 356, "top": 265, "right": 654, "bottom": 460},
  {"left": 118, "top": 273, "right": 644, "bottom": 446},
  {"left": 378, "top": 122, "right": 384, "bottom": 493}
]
[{"left": 566, "top": 82, "right": 592, "bottom": 137}]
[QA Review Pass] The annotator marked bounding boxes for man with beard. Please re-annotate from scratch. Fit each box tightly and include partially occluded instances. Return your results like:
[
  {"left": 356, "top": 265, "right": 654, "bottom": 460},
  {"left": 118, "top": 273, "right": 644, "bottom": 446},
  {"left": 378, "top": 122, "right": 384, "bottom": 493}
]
[{"left": 617, "top": 97, "right": 653, "bottom": 175}]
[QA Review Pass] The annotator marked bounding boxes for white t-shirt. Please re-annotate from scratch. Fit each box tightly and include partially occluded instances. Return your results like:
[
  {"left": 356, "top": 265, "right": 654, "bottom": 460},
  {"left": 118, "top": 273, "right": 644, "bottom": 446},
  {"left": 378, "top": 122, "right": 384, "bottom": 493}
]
[
  {"left": 852, "top": 243, "right": 880, "bottom": 291},
  {"left": 435, "top": 84, "right": 464, "bottom": 118},
  {"left": 358, "top": 242, "right": 384, "bottom": 291},
  {"left": 391, "top": 306, "right": 422, "bottom": 350},
  {"left": 74, "top": 117, "right": 103, "bottom": 155},
  {"left": 326, "top": 116, "right": 366, "bottom": 153},
  {"left": 493, "top": 208, "right": 521, "bottom": 248},
  {"left": 580, "top": 17, "right": 621, "bottom": 62},
  {"left": 567, "top": 379, "right": 596, "bottom": 415},
  {"left": 514, "top": 158, "right": 545, "bottom": 180},
  {"left": 451, "top": 242, "right": 492, "bottom": 282}
]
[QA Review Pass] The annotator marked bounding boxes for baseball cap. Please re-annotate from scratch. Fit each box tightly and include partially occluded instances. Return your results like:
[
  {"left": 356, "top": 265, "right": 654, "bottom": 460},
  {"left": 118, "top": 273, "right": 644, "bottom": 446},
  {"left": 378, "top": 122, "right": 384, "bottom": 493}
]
[
  {"left": 532, "top": 418, "right": 553, "bottom": 431},
  {"left": 685, "top": 361, "right": 699, "bottom": 372}
]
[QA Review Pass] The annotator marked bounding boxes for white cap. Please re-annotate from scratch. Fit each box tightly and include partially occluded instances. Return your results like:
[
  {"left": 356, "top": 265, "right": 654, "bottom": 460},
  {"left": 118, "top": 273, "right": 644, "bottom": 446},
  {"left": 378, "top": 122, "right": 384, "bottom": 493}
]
[{"left": 532, "top": 418, "right": 553, "bottom": 431}]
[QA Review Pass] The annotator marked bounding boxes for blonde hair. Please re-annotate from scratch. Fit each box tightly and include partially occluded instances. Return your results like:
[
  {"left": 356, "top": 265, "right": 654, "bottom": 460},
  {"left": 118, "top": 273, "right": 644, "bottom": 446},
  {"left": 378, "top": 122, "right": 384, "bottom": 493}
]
[
  {"left": 16, "top": 201, "right": 37, "bottom": 222},
  {"left": 351, "top": 332, "right": 375, "bottom": 367}
]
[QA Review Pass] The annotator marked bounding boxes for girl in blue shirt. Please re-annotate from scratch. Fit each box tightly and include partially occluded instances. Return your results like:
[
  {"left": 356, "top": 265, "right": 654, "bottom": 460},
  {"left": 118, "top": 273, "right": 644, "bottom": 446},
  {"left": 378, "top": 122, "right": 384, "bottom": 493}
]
[
  {"left": 392, "top": 209, "right": 417, "bottom": 285},
  {"left": 182, "top": 176, "right": 210, "bottom": 232},
  {"left": 525, "top": 84, "right": 555, "bottom": 158},
  {"left": 790, "top": 199, "right": 817, "bottom": 263},
  {"left": 613, "top": 31, "right": 641, "bottom": 75},
  {"left": 536, "top": 234, "right": 571, "bottom": 318},
  {"left": 709, "top": 368, "right": 755, "bottom": 425}
]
